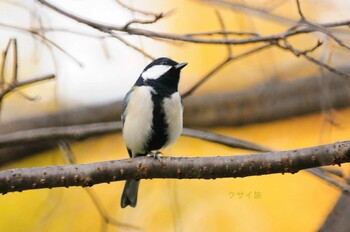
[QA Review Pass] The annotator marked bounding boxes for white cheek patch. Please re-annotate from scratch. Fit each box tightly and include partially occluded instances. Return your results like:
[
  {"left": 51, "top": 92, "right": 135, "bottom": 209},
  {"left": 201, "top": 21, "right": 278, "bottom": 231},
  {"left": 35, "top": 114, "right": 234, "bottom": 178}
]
[{"left": 141, "top": 65, "right": 172, "bottom": 80}]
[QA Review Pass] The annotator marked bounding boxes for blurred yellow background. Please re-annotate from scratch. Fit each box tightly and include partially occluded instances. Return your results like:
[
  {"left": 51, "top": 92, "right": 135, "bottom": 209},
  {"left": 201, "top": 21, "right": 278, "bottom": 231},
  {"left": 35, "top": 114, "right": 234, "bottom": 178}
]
[
  {"left": 1, "top": 108, "right": 350, "bottom": 231},
  {"left": 1, "top": 0, "right": 350, "bottom": 231}
]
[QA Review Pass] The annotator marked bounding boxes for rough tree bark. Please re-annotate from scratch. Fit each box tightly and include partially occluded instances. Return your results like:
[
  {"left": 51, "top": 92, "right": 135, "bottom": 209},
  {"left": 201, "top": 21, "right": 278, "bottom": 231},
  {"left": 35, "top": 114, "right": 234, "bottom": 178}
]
[{"left": 0, "top": 141, "right": 349, "bottom": 194}]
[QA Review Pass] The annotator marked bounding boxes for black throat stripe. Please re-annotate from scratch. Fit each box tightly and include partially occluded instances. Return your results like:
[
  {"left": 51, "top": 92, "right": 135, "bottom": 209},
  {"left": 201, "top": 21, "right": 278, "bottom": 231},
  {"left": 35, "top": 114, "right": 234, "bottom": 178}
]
[{"left": 146, "top": 92, "right": 169, "bottom": 151}]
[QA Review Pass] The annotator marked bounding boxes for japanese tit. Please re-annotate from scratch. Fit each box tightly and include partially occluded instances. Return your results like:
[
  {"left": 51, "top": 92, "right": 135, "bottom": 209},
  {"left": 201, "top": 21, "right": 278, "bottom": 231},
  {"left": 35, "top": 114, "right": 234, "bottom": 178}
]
[{"left": 121, "top": 57, "right": 188, "bottom": 208}]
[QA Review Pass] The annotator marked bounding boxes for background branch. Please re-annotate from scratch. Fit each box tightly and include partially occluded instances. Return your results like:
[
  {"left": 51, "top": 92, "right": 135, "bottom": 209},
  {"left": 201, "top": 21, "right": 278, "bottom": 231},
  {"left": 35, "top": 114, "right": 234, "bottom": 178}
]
[
  {"left": 0, "top": 122, "right": 271, "bottom": 152},
  {"left": 1, "top": 72, "right": 350, "bottom": 163}
]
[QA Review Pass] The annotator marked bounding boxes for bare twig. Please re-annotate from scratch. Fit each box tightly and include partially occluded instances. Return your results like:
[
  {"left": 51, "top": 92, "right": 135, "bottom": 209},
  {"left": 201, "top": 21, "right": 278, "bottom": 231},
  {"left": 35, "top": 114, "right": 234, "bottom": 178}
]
[
  {"left": 276, "top": 40, "right": 350, "bottom": 78},
  {"left": 109, "top": 32, "right": 155, "bottom": 60},
  {"left": 0, "top": 39, "right": 13, "bottom": 88},
  {"left": 295, "top": 0, "right": 305, "bottom": 20},
  {"left": 215, "top": 10, "right": 233, "bottom": 57},
  {"left": 35, "top": 0, "right": 350, "bottom": 45},
  {"left": 182, "top": 128, "right": 270, "bottom": 152},
  {"left": 295, "top": 0, "right": 350, "bottom": 51},
  {"left": 319, "top": 167, "right": 344, "bottom": 178},
  {"left": 114, "top": 0, "right": 160, "bottom": 16},
  {"left": 0, "top": 23, "right": 83, "bottom": 67},
  {"left": 204, "top": 0, "right": 295, "bottom": 25},
  {"left": 0, "top": 73, "right": 55, "bottom": 100},
  {"left": 103, "top": 0, "right": 176, "bottom": 30},
  {"left": 12, "top": 88, "right": 40, "bottom": 102},
  {"left": 11, "top": 38, "right": 18, "bottom": 83},
  {"left": 185, "top": 30, "right": 258, "bottom": 37},
  {"left": 0, "top": 23, "right": 155, "bottom": 63},
  {"left": 0, "top": 38, "right": 55, "bottom": 104},
  {"left": 123, "top": 10, "right": 173, "bottom": 29},
  {"left": 58, "top": 140, "right": 76, "bottom": 164},
  {"left": 181, "top": 43, "right": 272, "bottom": 98},
  {"left": 308, "top": 168, "right": 350, "bottom": 193},
  {"left": 181, "top": 10, "right": 237, "bottom": 99},
  {"left": 0, "top": 141, "right": 349, "bottom": 194}
]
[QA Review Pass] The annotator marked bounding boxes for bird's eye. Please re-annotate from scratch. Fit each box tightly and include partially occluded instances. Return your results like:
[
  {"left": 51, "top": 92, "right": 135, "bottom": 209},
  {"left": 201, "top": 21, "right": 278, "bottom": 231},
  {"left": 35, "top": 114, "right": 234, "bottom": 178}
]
[{"left": 160, "top": 61, "right": 166, "bottom": 65}]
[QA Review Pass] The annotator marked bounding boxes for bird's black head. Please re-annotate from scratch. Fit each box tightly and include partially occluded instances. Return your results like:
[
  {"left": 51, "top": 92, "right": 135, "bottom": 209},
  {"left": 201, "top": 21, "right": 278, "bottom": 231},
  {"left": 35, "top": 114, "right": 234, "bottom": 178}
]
[{"left": 135, "top": 57, "right": 187, "bottom": 94}]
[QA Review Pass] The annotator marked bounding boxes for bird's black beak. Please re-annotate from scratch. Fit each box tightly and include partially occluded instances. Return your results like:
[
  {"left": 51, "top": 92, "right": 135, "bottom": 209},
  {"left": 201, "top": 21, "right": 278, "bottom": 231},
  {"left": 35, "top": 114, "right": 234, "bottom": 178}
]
[{"left": 174, "top": 62, "right": 188, "bottom": 70}]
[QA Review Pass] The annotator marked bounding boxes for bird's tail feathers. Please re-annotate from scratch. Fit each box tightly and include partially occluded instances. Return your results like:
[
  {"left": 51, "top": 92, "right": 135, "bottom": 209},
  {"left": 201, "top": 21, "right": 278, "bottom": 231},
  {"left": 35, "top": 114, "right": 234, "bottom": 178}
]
[{"left": 121, "top": 179, "right": 140, "bottom": 208}]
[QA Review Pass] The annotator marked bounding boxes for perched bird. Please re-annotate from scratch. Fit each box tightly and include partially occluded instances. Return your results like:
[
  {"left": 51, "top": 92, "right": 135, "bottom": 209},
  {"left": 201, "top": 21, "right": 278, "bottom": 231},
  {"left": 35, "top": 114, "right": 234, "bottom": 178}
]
[{"left": 121, "top": 57, "right": 187, "bottom": 208}]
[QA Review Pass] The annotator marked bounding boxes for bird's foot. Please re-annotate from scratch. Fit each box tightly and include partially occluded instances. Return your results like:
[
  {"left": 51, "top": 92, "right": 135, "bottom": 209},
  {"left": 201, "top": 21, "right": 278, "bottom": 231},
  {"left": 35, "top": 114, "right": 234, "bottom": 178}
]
[{"left": 149, "top": 151, "right": 162, "bottom": 161}]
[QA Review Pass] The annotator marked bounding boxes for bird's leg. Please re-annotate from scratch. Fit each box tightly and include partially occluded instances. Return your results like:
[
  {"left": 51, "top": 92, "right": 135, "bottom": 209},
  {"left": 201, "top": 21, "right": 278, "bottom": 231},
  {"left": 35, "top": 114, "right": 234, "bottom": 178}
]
[{"left": 149, "top": 151, "right": 163, "bottom": 161}]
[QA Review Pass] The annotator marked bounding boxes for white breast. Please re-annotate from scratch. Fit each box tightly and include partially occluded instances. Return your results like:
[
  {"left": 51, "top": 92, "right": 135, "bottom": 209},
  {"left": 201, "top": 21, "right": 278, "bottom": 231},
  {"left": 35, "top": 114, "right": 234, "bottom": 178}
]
[
  {"left": 123, "top": 86, "right": 154, "bottom": 156},
  {"left": 163, "top": 92, "right": 183, "bottom": 147}
]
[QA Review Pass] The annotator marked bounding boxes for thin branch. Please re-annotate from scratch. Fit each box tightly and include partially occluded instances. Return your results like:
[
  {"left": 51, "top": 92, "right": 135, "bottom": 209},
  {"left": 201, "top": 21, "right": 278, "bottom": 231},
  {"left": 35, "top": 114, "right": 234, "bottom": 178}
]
[
  {"left": 181, "top": 10, "right": 237, "bottom": 99},
  {"left": 319, "top": 167, "right": 344, "bottom": 178},
  {"left": 11, "top": 38, "right": 18, "bottom": 83},
  {"left": 0, "top": 39, "right": 12, "bottom": 88},
  {"left": 204, "top": 0, "right": 296, "bottom": 25},
  {"left": 185, "top": 30, "right": 258, "bottom": 37},
  {"left": 108, "top": 32, "right": 155, "bottom": 60},
  {"left": 276, "top": 40, "right": 350, "bottom": 78},
  {"left": 182, "top": 56, "right": 231, "bottom": 99},
  {"left": 307, "top": 168, "right": 350, "bottom": 193},
  {"left": 0, "top": 141, "right": 349, "bottom": 194},
  {"left": 114, "top": 0, "right": 160, "bottom": 16},
  {"left": 182, "top": 128, "right": 270, "bottom": 152},
  {"left": 0, "top": 23, "right": 83, "bottom": 67},
  {"left": 215, "top": 10, "right": 233, "bottom": 57},
  {"left": 181, "top": 43, "right": 272, "bottom": 98},
  {"left": 295, "top": 0, "right": 350, "bottom": 51},
  {"left": 35, "top": 0, "right": 350, "bottom": 45},
  {"left": 123, "top": 10, "right": 173, "bottom": 29},
  {"left": 2, "top": 23, "right": 155, "bottom": 62},
  {"left": 0, "top": 38, "right": 56, "bottom": 103},
  {"left": 0, "top": 73, "right": 55, "bottom": 100},
  {"left": 58, "top": 140, "right": 76, "bottom": 164},
  {"left": 295, "top": 0, "right": 305, "bottom": 20},
  {"left": 11, "top": 88, "right": 40, "bottom": 102}
]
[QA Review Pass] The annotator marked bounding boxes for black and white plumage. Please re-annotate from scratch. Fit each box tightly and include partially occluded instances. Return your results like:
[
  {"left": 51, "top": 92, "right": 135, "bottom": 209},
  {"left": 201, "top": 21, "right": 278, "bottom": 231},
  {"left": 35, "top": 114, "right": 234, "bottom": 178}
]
[{"left": 121, "top": 57, "right": 187, "bottom": 208}]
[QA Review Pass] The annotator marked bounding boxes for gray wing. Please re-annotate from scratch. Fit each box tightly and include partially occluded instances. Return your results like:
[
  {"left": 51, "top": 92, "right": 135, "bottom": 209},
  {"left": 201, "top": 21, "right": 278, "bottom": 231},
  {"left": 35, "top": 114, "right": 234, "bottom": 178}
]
[{"left": 121, "top": 87, "right": 135, "bottom": 127}]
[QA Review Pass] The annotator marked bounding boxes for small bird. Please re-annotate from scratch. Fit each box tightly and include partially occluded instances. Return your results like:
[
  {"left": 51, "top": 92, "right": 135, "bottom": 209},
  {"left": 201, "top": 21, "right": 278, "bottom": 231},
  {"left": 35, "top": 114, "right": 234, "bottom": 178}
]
[{"left": 121, "top": 57, "right": 187, "bottom": 208}]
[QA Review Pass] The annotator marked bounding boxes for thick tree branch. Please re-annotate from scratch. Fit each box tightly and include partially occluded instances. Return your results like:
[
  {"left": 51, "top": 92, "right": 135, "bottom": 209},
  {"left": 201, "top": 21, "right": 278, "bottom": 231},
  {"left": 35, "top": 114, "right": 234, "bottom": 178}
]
[{"left": 0, "top": 141, "right": 349, "bottom": 194}]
